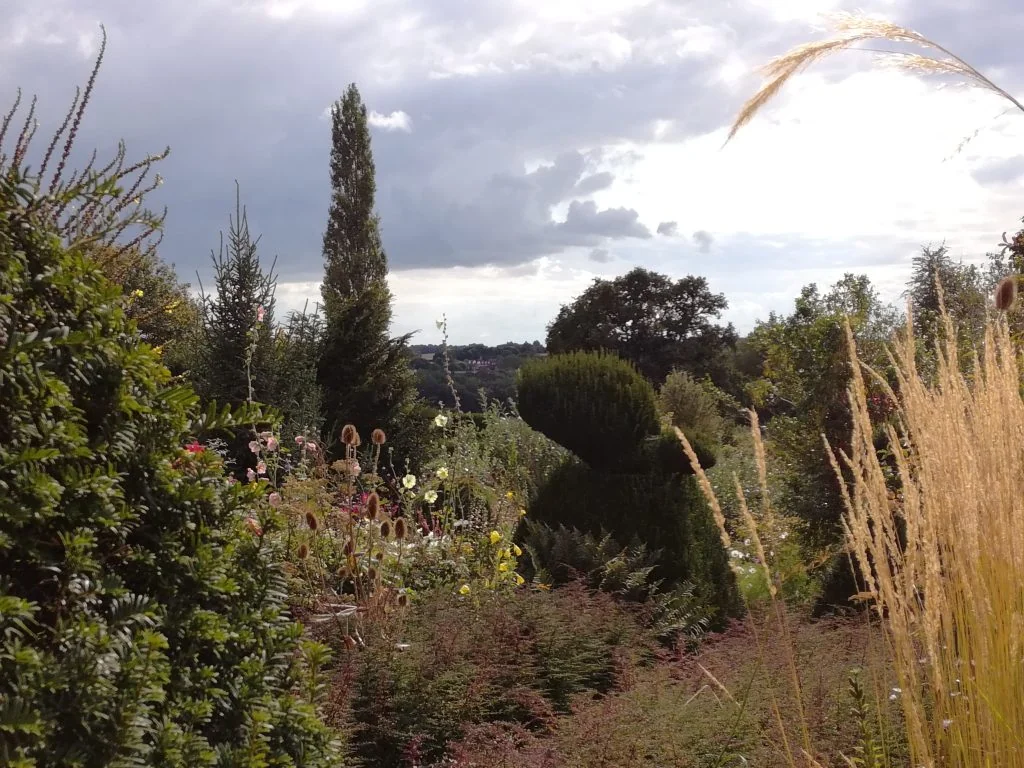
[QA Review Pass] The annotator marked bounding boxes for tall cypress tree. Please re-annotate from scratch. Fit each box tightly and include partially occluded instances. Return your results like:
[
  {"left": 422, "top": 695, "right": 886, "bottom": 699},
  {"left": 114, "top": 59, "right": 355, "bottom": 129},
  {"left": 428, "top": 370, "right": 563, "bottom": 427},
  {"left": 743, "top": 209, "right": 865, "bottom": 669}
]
[{"left": 318, "top": 83, "right": 418, "bottom": 458}]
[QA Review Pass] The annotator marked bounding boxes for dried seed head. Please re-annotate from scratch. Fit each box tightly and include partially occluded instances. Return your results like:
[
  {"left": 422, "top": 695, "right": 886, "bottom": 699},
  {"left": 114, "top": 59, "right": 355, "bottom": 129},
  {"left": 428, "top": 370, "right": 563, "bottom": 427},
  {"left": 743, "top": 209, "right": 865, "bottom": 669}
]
[
  {"left": 380, "top": 520, "right": 391, "bottom": 539},
  {"left": 366, "top": 492, "right": 380, "bottom": 520},
  {"left": 341, "top": 424, "right": 358, "bottom": 445},
  {"left": 297, "top": 543, "right": 309, "bottom": 560},
  {"left": 367, "top": 566, "right": 378, "bottom": 582},
  {"left": 352, "top": 433, "right": 362, "bottom": 448},
  {"left": 397, "top": 592, "right": 409, "bottom": 608},
  {"left": 374, "top": 551, "right": 384, "bottom": 562},
  {"left": 343, "top": 538, "right": 354, "bottom": 556},
  {"left": 995, "top": 275, "right": 1018, "bottom": 311},
  {"left": 305, "top": 511, "right": 319, "bottom": 531},
  {"left": 394, "top": 517, "right": 407, "bottom": 540},
  {"left": 372, "top": 428, "right": 386, "bottom": 445}
]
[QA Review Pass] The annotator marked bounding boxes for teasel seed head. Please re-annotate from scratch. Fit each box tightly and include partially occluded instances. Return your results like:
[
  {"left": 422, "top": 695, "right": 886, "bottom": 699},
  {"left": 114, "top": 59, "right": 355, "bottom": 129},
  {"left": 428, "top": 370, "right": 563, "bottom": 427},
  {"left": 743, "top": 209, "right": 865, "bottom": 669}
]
[
  {"left": 305, "top": 511, "right": 319, "bottom": 531},
  {"left": 297, "top": 542, "right": 309, "bottom": 560},
  {"left": 995, "top": 275, "right": 1018, "bottom": 311},
  {"left": 397, "top": 592, "right": 409, "bottom": 608},
  {"left": 341, "top": 424, "right": 358, "bottom": 445},
  {"left": 366, "top": 492, "right": 380, "bottom": 520},
  {"left": 343, "top": 538, "right": 354, "bottom": 556},
  {"left": 380, "top": 520, "right": 391, "bottom": 539},
  {"left": 372, "top": 428, "right": 386, "bottom": 445},
  {"left": 394, "top": 517, "right": 407, "bottom": 540},
  {"left": 368, "top": 566, "right": 378, "bottom": 582}
]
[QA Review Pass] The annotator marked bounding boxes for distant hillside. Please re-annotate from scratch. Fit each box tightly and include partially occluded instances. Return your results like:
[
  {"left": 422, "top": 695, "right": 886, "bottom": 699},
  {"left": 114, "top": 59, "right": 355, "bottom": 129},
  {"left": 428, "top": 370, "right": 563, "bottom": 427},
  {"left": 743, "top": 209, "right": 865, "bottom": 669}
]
[{"left": 410, "top": 341, "right": 547, "bottom": 411}]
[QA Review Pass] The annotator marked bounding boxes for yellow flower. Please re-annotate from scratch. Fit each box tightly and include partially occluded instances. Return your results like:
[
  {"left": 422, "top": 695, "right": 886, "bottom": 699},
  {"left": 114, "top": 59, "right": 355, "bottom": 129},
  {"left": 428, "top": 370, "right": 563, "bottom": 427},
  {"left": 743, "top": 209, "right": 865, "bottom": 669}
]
[
  {"left": 498, "top": 562, "right": 509, "bottom": 573},
  {"left": 513, "top": 544, "right": 522, "bottom": 557},
  {"left": 518, "top": 508, "right": 527, "bottom": 518},
  {"left": 515, "top": 573, "right": 525, "bottom": 586},
  {"left": 436, "top": 467, "right": 449, "bottom": 480},
  {"left": 498, "top": 548, "right": 510, "bottom": 559},
  {"left": 505, "top": 490, "right": 515, "bottom": 500},
  {"left": 132, "top": 289, "right": 144, "bottom": 298},
  {"left": 489, "top": 530, "right": 501, "bottom": 545},
  {"left": 459, "top": 584, "right": 471, "bottom": 596},
  {"left": 152, "top": 345, "right": 164, "bottom": 357}
]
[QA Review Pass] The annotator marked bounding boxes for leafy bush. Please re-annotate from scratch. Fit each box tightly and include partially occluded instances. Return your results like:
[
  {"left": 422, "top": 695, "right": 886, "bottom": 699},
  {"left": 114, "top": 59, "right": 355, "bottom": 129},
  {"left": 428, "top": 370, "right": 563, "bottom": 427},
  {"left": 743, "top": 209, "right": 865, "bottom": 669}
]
[
  {"left": 516, "top": 351, "right": 659, "bottom": 469},
  {"left": 0, "top": 170, "right": 337, "bottom": 765},
  {"left": 657, "top": 368, "right": 731, "bottom": 444}
]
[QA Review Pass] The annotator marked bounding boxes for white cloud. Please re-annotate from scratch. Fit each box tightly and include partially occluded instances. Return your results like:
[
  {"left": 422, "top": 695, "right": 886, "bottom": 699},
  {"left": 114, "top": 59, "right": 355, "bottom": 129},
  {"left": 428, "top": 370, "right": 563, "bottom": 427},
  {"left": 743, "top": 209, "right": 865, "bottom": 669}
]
[
  {"left": 368, "top": 109, "right": 412, "bottom": 132},
  {"left": 592, "top": 68, "right": 1024, "bottom": 259}
]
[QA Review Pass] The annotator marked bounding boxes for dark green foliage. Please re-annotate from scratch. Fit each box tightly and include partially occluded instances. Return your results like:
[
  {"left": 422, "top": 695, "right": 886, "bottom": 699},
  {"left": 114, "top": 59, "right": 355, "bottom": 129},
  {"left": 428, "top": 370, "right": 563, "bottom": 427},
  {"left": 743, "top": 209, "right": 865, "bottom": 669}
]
[
  {"left": 515, "top": 350, "right": 739, "bottom": 622},
  {"left": 317, "top": 282, "right": 420, "bottom": 459},
  {"left": 318, "top": 84, "right": 418, "bottom": 459},
  {"left": 0, "top": 171, "right": 337, "bottom": 766},
  {"left": 516, "top": 350, "right": 660, "bottom": 470},
  {"left": 525, "top": 463, "right": 739, "bottom": 623},
  {"left": 545, "top": 267, "right": 737, "bottom": 383},
  {"left": 344, "top": 587, "right": 650, "bottom": 767},
  {"left": 194, "top": 186, "right": 277, "bottom": 476},
  {"left": 270, "top": 303, "right": 325, "bottom": 446},
  {"left": 906, "top": 244, "right": 988, "bottom": 366},
  {"left": 196, "top": 185, "right": 276, "bottom": 407},
  {"left": 517, "top": 520, "right": 712, "bottom": 643},
  {"left": 640, "top": 427, "right": 717, "bottom": 476}
]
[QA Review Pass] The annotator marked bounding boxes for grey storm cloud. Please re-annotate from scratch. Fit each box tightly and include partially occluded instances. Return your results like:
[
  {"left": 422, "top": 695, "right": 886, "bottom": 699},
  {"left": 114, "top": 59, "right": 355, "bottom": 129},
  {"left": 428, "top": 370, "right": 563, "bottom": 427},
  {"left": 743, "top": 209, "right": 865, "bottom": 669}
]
[
  {"left": 589, "top": 247, "right": 611, "bottom": 263},
  {"left": 2, "top": 0, "right": 1019, "bottom": 285},
  {"left": 693, "top": 230, "right": 714, "bottom": 253},
  {"left": 656, "top": 221, "right": 678, "bottom": 236}
]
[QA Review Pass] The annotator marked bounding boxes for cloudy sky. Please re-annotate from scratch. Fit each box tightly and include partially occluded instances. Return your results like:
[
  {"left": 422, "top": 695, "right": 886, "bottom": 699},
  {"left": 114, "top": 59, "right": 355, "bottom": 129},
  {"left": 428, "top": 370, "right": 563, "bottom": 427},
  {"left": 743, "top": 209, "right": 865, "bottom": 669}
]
[{"left": 4, "top": 0, "right": 1024, "bottom": 344}]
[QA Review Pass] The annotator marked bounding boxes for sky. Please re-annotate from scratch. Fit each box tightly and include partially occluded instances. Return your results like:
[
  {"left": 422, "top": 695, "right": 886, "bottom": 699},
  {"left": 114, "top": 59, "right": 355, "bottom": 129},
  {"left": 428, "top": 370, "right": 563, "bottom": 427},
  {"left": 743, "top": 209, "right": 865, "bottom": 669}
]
[{"left": 3, "top": 0, "right": 1024, "bottom": 344}]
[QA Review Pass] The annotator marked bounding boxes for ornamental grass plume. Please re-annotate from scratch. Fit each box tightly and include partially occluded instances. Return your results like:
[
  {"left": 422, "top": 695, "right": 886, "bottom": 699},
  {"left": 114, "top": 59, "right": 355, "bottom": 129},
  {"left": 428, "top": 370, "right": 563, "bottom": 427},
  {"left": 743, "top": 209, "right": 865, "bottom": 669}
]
[
  {"left": 829, "top": 309, "right": 1024, "bottom": 767},
  {"left": 726, "top": 11, "right": 1024, "bottom": 146}
]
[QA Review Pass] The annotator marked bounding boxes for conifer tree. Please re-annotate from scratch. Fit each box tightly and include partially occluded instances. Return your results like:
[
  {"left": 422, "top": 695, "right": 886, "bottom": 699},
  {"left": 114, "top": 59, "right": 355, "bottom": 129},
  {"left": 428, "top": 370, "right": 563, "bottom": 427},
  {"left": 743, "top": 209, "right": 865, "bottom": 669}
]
[
  {"left": 196, "top": 184, "right": 277, "bottom": 472},
  {"left": 318, "top": 83, "right": 418, "bottom": 457}
]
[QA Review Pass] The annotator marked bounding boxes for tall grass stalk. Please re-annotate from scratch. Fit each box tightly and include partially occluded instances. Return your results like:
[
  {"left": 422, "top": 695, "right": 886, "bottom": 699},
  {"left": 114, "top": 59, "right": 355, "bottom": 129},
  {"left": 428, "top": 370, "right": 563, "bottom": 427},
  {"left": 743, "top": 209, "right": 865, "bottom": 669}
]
[
  {"left": 832, "top": 309, "right": 1024, "bottom": 766},
  {"left": 681, "top": 306, "right": 1024, "bottom": 766}
]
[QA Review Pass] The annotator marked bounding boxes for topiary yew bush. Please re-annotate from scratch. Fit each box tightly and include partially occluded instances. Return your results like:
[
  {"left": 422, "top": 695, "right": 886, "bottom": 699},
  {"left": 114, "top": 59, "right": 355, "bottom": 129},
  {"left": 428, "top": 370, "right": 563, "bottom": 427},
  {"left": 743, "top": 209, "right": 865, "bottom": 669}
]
[
  {"left": 0, "top": 171, "right": 338, "bottom": 765},
  {"left": 516, "top": 350, "right": 660, "bottom": 470},
  {"left": 515, "top": 351, "right": 739, "bottom": 624}
]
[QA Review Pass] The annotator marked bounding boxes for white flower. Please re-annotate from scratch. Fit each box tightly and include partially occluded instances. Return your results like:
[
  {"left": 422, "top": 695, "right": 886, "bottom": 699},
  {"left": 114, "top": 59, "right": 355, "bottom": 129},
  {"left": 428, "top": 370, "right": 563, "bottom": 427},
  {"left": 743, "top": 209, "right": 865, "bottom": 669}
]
[
  {"left": 435, "top": 317, "right": 445, "bottom": 330},
  {"left": 424, "top": 490, "right": 438, "bottom": 504},
  {"left": 730, "top": 549, "right": 744, "bottom": 559},
  {"left": 436, "top": 466, "right": 449, "bottom": 480},
  {"left": 434, "top": 413, "right": 448, "bottom": 428},
  {"left": 402, "top": 474, "right": 417, "bottom": 489}
]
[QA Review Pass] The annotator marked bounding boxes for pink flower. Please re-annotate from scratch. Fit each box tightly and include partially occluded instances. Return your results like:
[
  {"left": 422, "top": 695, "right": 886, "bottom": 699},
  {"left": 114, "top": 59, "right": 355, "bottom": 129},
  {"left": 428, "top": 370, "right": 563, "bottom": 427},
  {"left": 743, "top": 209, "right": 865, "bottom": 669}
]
[
  {"left": 246, "top": 468, "right": 257, "bottom": 482},
  {"left": 256, "top": 460, "right": 267, "bottom": 475},
  {"left": 184, "top": 440, "right": 204, "bottom": 454},
  {"left": 256, "top": 306, "right": 265, "bottom": 323},
  {"left": 268, "top": 492, "right": 282, "bottom": 508},
  {"left": 245, "top": 517, "right": 263, "bottom": 536},
  {"left": 295, "top": 435, "right": 305, "bottom": 445},
  {"left": 248, "top": 440, "right": 261, "bottom": 454},
  {"left": 266, "top": 436, "right": 279, "bottom": 452},
  {"left": 306, "top": 441, "right": 318, "bottom": 453}
]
